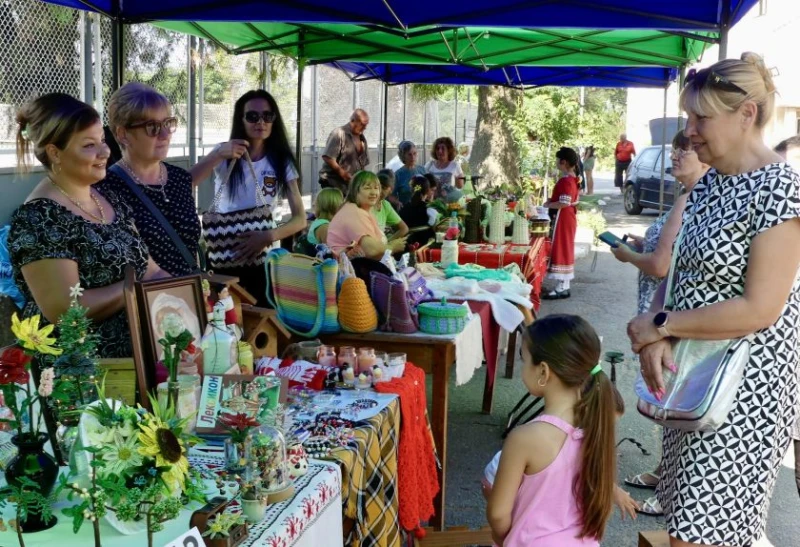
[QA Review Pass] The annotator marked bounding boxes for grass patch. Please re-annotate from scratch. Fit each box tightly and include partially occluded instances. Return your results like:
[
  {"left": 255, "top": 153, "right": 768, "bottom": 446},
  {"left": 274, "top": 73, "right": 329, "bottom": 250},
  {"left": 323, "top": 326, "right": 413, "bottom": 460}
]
[{"left": 576, "top": 194, "right": 604, "bottom": 211}]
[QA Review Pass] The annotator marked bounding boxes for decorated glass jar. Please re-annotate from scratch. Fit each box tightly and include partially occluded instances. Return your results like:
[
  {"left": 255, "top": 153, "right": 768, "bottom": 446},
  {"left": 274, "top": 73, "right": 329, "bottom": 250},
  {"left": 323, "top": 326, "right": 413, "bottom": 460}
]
[
  {"left": 201, "top": 302, "right": 237, "bottom": 375},
  {"left": 252, "top": 413, "right": 290, "bottom": 493},
  {"left": 317, "top": 345, "right": 337, "bottom": 367},
  {"left": 337, "top": 346, "right": 357, "bottom": 368},
  {"left": 356, "top": 347, "right": 376, "bottom": 374}
]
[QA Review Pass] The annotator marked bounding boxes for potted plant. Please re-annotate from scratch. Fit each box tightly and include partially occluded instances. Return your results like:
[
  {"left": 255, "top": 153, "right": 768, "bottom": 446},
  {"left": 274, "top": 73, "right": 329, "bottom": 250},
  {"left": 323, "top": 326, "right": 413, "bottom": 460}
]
[
  {"left": 202, "top": 512, "right": 247, "bottom": 547},
  {"left": 238, "top": 478, "right": 268, "bottom": 524}
]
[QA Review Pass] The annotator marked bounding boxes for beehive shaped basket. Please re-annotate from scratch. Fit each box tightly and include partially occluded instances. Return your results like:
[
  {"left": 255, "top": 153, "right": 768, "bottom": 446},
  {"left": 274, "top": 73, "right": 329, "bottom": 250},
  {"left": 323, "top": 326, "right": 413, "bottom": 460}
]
[{"left": 338, "top": 277, "right": 378, "bottom": 333}]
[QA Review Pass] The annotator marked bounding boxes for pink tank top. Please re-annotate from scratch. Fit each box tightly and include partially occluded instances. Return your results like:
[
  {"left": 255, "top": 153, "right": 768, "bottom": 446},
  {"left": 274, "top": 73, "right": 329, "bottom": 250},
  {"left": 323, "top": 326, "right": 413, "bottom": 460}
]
[{"left": 502, "top": 415, "right": 598, "bottom": 547}]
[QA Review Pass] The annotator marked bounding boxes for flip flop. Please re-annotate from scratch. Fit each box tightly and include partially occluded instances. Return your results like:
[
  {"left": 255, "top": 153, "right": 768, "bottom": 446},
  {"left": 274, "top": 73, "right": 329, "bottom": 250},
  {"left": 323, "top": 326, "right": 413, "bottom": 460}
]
[
  {"left": 624, "top": 472, "right": 660, "bottom": 490},
  {"left": 636, "top": 496, "right": 664, "bottom": 517}
]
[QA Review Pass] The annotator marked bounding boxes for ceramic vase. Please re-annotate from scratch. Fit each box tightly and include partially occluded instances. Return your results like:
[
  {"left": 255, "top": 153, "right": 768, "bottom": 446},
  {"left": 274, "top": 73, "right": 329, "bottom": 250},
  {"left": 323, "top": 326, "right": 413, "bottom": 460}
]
[
  {"left": 5, "top": 433, "right": 59, "bottom": 532},
  {"left": 240, "top": 497, "right": 267, "bottom": 523}
]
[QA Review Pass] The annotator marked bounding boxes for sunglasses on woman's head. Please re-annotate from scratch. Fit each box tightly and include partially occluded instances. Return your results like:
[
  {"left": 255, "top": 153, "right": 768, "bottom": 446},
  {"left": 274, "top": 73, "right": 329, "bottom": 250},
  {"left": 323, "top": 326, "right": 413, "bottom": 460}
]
[
  {"left": 244, "top": 110, "right": 277, "bottom": 124},
  {"left": 685, "top": 68, "right": 747, "bottom": 95},
  {"left": 126, "top": 117, "right": 178, "bottom": 137}
]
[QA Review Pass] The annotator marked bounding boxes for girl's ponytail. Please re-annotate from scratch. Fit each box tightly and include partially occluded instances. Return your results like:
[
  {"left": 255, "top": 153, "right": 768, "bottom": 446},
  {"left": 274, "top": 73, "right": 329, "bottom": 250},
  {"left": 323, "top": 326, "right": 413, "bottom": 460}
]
[{"left": 574, "top": 367, "right": 616, "bottom": 540}]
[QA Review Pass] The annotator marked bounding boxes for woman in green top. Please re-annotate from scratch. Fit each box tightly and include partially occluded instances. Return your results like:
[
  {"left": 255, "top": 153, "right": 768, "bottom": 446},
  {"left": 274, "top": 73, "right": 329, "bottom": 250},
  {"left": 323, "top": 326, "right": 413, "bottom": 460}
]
[
  {"left": 375, "top": 169, "right": 409, "bottom": 241},
  {"left": 582, "top": 145, "right": 596, "bottom": 195}
]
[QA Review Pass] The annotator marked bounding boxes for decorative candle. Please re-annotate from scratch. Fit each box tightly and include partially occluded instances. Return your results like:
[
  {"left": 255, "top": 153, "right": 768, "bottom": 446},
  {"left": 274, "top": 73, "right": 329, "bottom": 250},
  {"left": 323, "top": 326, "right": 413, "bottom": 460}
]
[
  {"left": 357, "top": 347, "right": 376, "bottom": 375},
  {"left": 317, "top": 345, "right": 338, "bottom": 367}
]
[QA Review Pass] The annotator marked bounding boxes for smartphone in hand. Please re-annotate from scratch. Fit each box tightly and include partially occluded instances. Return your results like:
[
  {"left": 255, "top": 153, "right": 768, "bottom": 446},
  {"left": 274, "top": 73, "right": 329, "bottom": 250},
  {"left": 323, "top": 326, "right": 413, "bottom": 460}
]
[{"left": 598, "top": 231, "right": 636, "bottom": 250}]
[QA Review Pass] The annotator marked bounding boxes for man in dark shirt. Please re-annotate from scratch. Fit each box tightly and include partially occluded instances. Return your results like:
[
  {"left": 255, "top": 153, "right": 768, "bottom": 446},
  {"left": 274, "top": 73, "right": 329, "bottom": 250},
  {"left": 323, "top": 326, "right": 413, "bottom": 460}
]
[{"left": 319, "top": 109, "right": 370, "bottom": 194}]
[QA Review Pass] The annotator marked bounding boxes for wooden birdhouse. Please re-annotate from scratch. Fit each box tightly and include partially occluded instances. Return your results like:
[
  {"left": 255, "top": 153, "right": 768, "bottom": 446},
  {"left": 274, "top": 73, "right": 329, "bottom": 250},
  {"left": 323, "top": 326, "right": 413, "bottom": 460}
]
[{"left": 241, "top": 304, "right": 291, "bottom": 358}]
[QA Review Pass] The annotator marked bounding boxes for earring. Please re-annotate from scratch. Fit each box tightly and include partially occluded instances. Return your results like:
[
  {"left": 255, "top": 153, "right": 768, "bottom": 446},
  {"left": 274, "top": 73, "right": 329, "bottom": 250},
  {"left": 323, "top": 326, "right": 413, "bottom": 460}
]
[
  {"left": 53, "top": 163, "right": 62, "bottom": 175},
  {"left": 537, "top": 375, "right": 546, "bottom": 388}
]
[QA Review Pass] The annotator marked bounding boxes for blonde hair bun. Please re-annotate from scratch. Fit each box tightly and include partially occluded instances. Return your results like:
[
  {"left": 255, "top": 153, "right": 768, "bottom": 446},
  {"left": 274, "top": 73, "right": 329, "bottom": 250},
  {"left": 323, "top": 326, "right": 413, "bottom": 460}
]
[{"left": 741, "top": 52, "right": 776, "bottom": 94}]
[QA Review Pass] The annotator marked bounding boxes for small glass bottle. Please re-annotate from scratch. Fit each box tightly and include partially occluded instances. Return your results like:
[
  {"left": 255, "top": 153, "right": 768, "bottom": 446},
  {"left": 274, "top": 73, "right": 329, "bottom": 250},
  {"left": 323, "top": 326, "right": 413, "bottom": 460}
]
[
  {"left": 357, "top": 347, "right": 376, "bottom": 374},
  {"left": 338, "top": 346, "right": 357, "bottom": 370},
  {"left": 317, "top": 345, "right": 338, "bottom": 367}
]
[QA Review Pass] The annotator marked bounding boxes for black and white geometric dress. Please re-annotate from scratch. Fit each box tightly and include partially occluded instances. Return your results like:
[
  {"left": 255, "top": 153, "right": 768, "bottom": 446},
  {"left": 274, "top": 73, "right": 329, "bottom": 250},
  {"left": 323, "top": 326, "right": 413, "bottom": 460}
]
[{"left": 657, "top": 163, "right": 800, "bottom": 546}]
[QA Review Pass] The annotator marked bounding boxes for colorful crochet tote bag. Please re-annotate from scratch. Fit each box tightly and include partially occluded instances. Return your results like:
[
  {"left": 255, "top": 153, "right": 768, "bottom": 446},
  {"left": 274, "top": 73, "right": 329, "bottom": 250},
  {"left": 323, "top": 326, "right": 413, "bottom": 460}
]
[{"left": 265, "top": 248, "right": 340, "bottom": 338}]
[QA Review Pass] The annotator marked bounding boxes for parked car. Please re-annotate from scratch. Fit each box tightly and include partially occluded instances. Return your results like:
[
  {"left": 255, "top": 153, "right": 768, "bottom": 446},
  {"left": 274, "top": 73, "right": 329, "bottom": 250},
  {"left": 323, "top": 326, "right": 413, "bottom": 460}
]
[{"left": 623, "top": 144, "right": 677, "bottom": 215}]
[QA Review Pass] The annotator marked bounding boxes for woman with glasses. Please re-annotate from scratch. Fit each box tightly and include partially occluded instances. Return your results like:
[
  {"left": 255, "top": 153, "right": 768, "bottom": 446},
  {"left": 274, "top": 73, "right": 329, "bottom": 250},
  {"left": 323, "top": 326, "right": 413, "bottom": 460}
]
[
  {"left": 99, "top": 82, "right": 209, "bottom": 277},
  {"left": 198, "top": 90, "right": 305, "bottom": 305},
  {"left": 627, "top": 53, "right": 800, "bottom": 547},
  {"left": 10, "top": 94, "right": 166, "bottom": 358}
]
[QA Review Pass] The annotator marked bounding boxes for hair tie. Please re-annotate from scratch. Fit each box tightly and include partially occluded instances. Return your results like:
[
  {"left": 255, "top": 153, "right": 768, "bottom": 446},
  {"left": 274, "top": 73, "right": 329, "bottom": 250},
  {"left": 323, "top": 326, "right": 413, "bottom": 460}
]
[
  {"left": 412, "top": 184, "right": 422, "bottom": 194},
  {"left": 590, "top": 363, "right": 603, "bottom": 376}
]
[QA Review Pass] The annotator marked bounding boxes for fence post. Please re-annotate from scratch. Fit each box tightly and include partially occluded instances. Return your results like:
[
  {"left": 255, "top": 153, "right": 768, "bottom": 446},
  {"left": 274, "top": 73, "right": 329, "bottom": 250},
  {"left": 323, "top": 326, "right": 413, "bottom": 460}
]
[
  {"left": 311, "top": 64, "right": 319, "bottom": 198},
  {"left": 198, "top": 39, "right": 205, "bottom": 150},
  {"left": 402, "top": 84, "right": 407, "bottom": 140},
  {"left": 92, "top": 14, "right": 103, "bottom": 112},
  {"left": 80, "top": 12, "right": 93, "bottom": 104},
  {"left": 187, "top": 36, "right": 197, "bottom": 166},
  {"left": 110, "top": 19, "right": 124, "bottom": 91}
]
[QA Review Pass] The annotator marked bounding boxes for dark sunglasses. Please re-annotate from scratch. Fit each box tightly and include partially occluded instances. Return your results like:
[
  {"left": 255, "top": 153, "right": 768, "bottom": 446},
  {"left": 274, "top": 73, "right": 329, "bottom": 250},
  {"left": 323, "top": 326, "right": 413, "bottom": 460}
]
[
  {"left": 126, "top": 117, "right": 178, "bottom": 137},
  {"left": 244, "top": 110, "right": 277, "bottom": 124},
  {"left": 685, "top": 68, "right": 747, "bottom": 95}
]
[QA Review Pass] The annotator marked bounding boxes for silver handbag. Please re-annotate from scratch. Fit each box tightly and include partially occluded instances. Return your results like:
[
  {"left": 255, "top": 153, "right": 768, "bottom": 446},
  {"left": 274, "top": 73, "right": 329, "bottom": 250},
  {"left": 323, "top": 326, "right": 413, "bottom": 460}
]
[{"left": 635, "top": 179, "right": 753, "bottom": 432}]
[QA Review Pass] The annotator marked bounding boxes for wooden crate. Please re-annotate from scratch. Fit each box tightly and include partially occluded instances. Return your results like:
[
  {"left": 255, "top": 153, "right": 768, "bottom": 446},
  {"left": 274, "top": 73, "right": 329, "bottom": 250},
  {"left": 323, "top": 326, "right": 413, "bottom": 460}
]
[
  {"left": 639, "top": 530, "right": 670, "bottom": 547},
  {"left": 98, "top": 358, "right": 137, "bottom": 405}
]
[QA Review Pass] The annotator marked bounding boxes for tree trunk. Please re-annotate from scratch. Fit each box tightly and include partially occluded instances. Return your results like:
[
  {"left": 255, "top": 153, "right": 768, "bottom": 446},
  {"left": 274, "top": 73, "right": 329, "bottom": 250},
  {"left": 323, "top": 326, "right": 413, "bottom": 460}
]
[{"left": 470, "top": 86, "right": 521, "bottom": 190}]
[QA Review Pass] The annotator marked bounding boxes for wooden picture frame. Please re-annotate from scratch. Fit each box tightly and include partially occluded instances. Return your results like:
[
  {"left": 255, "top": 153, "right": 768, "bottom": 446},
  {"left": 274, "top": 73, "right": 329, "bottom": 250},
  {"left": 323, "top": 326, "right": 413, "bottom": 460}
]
[
  {"left": 123, "top": 266, "right": 151, "bottom": 410},
  {"left": 133, "top": 274, "right": 207, "bottom": 405}
]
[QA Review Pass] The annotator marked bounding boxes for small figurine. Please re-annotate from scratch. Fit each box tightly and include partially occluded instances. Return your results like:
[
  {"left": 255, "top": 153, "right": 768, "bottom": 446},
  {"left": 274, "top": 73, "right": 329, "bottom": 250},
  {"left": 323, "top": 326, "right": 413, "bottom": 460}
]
[
  {"left": 214, "top": 284, "right": 242, "bottom": 340},
  {"left": 341, "top": 364, "right": 355, "bottom": 384},
  {"left": 372, "top": 365, "right": 384, "bottom": 381},
  {"left": 358, "top": 372, "right": 368, "bottom": 384}
]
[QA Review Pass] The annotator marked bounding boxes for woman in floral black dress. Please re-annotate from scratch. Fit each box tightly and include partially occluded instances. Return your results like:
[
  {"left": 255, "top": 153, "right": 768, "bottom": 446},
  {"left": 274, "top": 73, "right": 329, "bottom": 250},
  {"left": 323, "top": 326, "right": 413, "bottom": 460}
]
[{"left": 10, "top": 93, "right": 165, "bottom": 358}]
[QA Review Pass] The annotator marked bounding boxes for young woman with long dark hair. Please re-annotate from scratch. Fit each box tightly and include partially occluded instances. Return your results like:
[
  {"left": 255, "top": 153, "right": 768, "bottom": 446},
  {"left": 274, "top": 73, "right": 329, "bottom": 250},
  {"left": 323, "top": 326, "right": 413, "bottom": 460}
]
[{"left": 200, "top": 89, "right": 306, "bottom": 305}]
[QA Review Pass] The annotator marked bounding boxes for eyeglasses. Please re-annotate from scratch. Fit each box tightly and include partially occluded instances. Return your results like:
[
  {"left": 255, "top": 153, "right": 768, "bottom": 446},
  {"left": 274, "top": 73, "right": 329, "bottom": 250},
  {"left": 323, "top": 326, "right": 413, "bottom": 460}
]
[
  {"left": 244, "top": 110, "right": 277, "bottom": 124},
  {"left": 126, "top": 117, "right": 178, "bottom": 137},
  {"left": 685, "top": 68, "right": 747, "bottom": 95}
]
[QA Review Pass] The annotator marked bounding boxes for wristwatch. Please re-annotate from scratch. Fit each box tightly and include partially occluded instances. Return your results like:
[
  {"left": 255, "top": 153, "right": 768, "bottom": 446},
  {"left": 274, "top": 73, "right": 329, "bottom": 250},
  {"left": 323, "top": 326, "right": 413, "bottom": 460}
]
[{"left": 653, "top": 311, "right": 670, "bottom": 338}]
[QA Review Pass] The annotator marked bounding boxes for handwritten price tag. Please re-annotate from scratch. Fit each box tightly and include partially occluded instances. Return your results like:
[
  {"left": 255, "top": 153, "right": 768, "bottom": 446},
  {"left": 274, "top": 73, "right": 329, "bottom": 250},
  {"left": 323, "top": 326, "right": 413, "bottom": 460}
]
[{"left": 163, "top": 526, "right": 204, "bottom": 547}]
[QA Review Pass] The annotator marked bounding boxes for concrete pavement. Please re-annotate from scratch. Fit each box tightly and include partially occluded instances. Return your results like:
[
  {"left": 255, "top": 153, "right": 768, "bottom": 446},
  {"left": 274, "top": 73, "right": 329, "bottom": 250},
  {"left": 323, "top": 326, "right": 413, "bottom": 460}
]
[{"left": 439, "top": 193, "right": 800, "bottom": 546}]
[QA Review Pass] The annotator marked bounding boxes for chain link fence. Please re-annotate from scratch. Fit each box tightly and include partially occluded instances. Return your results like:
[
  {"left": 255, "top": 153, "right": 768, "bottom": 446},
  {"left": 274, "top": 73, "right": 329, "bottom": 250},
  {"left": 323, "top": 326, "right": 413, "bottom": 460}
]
[{"left": 1, "top": 0, "right": 479, "bottom": 177}]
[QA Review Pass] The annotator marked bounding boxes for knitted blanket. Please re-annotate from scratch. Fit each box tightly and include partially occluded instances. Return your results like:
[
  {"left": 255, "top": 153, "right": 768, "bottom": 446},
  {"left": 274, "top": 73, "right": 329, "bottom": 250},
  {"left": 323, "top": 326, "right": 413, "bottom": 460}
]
[{"left": 374, "top": 363, "right": 440, "bottom": 532}]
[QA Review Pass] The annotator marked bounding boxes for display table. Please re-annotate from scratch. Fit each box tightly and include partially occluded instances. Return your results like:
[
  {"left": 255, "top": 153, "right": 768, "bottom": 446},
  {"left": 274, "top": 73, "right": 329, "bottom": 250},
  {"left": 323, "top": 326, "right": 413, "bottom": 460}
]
[
  {"left": 419, "top": 238, "right": 550, "bottom": 311},
  {"left": 318, "top": 314, "right": 485, "bottom": 531},
  {"left": 0, "top": 454, "right": 342, "bottom": 547}
]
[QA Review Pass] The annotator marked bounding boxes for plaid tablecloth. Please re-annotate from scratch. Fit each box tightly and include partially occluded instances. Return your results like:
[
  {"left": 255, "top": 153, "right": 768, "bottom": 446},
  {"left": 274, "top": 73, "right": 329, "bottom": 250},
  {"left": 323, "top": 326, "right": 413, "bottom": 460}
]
[
  {"left": 332, "top": 398, "right": 401, "bottom": 547},
  {"left": 420, "top": 238, "right": 550, "bottom": 311}
]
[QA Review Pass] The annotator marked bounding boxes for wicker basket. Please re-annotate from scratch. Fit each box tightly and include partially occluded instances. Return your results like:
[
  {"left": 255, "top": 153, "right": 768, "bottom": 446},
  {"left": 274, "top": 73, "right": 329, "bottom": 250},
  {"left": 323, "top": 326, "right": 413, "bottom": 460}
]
[{"left": 418, "top": 300, "right": 469, "bottom": 335}]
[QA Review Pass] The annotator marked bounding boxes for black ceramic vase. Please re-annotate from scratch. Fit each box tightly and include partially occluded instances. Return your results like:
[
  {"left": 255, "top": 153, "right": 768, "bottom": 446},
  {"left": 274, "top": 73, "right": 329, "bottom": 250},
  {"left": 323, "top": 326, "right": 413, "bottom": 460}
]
[{"left": 4, "top": 432, "right": 59, "bottom": 532}]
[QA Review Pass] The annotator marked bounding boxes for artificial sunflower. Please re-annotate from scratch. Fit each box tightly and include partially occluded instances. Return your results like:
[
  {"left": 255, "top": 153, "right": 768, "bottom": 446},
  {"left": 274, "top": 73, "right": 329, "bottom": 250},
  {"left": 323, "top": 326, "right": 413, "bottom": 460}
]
[
  {"left": 102, "top": 432, "right": 143, "bottom": 476},
  {"left": 138, "top": 416, "right": 189, "bottom": 494},
  {"left": 11, "top": 314, "right": 62, "bottom": 356}
]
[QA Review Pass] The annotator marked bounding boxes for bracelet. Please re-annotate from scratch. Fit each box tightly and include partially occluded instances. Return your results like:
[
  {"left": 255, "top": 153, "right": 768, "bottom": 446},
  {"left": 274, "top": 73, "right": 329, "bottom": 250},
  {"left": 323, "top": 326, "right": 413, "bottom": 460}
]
[{"left": 347, "top": 398, "right": 378, "bottom": 412}]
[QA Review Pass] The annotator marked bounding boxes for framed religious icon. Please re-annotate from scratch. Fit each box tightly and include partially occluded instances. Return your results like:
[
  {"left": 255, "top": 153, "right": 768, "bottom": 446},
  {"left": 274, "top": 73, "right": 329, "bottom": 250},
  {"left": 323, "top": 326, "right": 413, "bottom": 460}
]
[{"left": 134, "top": 274, "right": 207, "bottom": 400}]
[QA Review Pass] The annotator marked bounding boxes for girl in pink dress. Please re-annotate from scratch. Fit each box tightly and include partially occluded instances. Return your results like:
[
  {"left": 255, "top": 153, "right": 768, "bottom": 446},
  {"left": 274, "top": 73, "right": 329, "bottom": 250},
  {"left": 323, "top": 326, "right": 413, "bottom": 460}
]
[{"left": 487, "top": 315, "right": 617, "bottom": 546}]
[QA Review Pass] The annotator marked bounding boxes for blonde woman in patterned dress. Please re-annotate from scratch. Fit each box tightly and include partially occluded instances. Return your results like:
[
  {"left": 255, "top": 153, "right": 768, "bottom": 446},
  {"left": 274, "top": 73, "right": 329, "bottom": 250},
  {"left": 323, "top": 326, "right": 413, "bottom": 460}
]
[{"left": 627, "top": 53, "right": 800, "bottom": 547}]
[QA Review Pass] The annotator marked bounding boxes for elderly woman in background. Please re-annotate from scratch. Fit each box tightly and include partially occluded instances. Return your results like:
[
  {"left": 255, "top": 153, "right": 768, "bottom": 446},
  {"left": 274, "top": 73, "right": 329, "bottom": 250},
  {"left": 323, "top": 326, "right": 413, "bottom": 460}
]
[
  {"left": 426, "top": 136, "right": 465, "bottom": 203},
  {"left": 10, "top": 93, "right": 164, "bottom": 358},
  {"left": 99, "top": 82, "right": 244, "bottom": 277},
  {"left": 392, "top": 140, "right": 427, "bottom": 209},
  {"left": 628, "top": 53, "right": 800, "bottom": 547},
  {"left": 610, "top": 129, "right": 709, "bottom": 517},
  {"left": 327, "top": 171, "right": 407, "bottom": 260}
]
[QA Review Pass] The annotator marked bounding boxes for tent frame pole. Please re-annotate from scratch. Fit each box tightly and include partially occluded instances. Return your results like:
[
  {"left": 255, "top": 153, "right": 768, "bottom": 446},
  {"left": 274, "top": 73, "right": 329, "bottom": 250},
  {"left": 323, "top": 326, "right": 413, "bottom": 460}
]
[
  {"left": 296, "top": 63, "right": 304, "bottom": 187},
  {"left": 110, "top": 18, "right": 124, "bottom": 92},
  {"left": 188, "top": 36, "right": 197, "bottom": 166},
  {"left": 719, "top": 0, "right": 731, "bottom": 60},
  {"left": 658, "top": 85, "right": 668, "bottom": 216},
  {"left": 382, "top": 80, "right": 389, "bottom": 167}
]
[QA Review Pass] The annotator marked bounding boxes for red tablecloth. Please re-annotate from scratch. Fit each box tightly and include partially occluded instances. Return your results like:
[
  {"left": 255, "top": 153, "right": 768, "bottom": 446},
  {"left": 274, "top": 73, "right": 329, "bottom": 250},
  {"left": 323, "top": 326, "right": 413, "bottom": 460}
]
[{"left": 420, "top": 238, "right": 550, "bottom": 312}]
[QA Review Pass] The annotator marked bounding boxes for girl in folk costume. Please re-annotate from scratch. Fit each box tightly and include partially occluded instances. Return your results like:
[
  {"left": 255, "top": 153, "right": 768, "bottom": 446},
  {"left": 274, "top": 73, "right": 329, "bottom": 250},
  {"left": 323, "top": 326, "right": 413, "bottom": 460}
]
[{"left": 543, "top": 147, "right": 581, "bottom": 300}]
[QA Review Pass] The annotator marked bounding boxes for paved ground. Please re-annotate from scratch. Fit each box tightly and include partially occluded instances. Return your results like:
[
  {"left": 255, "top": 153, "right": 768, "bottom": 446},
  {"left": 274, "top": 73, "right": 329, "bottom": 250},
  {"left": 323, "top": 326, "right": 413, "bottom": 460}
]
[{"left": 438, "top": 186, "right": 800, "bottom": 546}]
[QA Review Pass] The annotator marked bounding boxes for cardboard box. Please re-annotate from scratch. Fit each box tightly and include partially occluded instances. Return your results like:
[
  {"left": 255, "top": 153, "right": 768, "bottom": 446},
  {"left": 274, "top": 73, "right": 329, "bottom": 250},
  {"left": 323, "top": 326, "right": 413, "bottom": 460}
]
[{"left": 639, "top": 530, "right": 670, "bottom": 547}]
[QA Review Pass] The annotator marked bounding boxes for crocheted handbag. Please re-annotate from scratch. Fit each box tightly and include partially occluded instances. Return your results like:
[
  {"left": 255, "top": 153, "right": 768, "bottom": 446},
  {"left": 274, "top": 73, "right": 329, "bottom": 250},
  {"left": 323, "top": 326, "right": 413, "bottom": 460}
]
[
  {"left": 402, "top": 267, "right": 434, "bottom": 307},
  {"left": 417, "top": 299, "right": 468, "bottom": 335},
  {"left": 203, "top": 150, "right": 275, "bottom": 268},
  {"left": 369, "top": 271, "right": 419, "bottom": 334},
  {"left": 265, "top": 248, "right": 340, "bottom": 338},
  {"left": 338, "top": 254, "right": 378, "bottom": 333}
]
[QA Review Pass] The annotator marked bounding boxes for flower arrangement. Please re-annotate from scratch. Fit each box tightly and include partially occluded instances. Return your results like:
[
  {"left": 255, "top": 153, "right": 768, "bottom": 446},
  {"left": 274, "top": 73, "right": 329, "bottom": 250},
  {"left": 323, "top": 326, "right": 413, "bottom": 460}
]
[
  {"left": 202, "top": 512, "right": 246, "bottom": 540},
  {"left": 218, "top": 412, "right": 260, "bottom": 444},
  {"left": 158, "top": 313, "right": 196, "bottom": 403},
  {"left": 0, "top": 477, "right": 56, "bottom": 547},
  {"left": 444, "top": 227, "right": 460, "bottom": 241},
  {"left": 0, "top": 315, "right": 60, "bottom": 439},
  {"left": 71, "top": 388, "right": 203, "bottom": 546}
]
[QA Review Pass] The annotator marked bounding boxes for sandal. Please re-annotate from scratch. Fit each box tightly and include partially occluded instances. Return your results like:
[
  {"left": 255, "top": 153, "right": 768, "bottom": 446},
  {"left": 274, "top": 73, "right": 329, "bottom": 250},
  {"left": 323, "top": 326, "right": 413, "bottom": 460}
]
[
  {"left": 624, "top": 472, "right": 659, "bottom": 490},
  {"left": 636, "top": 496, "right": 664, "bottom": 517}
]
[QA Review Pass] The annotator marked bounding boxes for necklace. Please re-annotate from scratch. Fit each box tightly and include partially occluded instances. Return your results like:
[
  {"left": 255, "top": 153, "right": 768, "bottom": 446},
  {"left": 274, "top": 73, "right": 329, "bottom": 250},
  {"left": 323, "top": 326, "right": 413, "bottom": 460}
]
[
  {"left": 120, "top": 160, "right": 169, "bottom": 202},
  {"left": 48, "top": 178, "right": 107, "bottom": 224}
]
